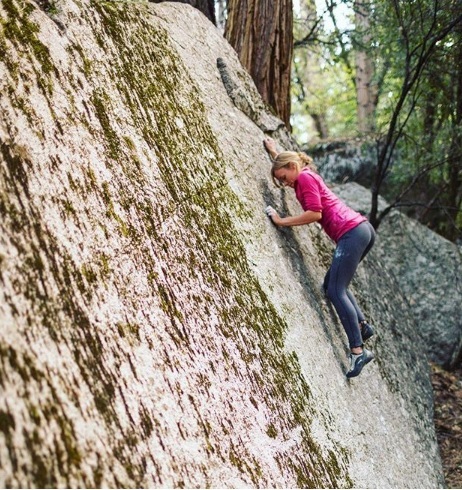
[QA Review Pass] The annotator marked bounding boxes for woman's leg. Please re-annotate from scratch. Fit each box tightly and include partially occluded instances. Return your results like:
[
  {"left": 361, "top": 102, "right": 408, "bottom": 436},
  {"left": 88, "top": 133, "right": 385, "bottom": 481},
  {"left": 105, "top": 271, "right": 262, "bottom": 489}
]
[
  {"left": 346, "top": 290, "right": 366, "bottom": 323},
  {"left": 346, "top": 222, "right": 376, "bottom": 322},
  {"left": 325, "top": 222, "right": 375, "bottom": 349},
  {"left": 325, "top": 272, "right": 366, "bottom": 323}
]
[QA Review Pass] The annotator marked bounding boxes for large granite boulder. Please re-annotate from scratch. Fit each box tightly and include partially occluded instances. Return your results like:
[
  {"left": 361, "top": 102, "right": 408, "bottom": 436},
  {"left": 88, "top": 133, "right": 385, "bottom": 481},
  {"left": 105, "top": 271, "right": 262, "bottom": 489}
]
[{"left": 0, "top": 0, "right": 444, "bottom": 487}]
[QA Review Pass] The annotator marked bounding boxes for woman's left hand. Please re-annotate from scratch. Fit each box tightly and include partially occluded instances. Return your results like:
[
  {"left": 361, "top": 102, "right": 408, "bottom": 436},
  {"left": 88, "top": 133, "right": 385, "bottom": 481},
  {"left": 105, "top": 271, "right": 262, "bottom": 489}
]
[{"left": 265, "top": 205, "right": 282, "bottom": 225}]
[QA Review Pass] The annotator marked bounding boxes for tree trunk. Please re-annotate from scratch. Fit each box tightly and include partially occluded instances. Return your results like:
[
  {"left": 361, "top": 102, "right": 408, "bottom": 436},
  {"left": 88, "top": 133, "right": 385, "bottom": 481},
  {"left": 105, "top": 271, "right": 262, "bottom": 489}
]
[
  {"left": 216, "top": 0, "right": 227, "bottom": 31},
  {"left": 354, "top": 0, "right": 375, "bottom": 133},
  {"left": 149, "top": 0, "right": 216, "bottom": 25},
  {"left": 225, "top": 0, "right": 294, "bottom": 127},
  {"left": 293, "top": 0, "right": 328, "bottom": 141},
  {"left": 311, "top": 113, "right": 329, "bottom": 139},
  {"left": 445, "top": 25, "right": 462, "bottom": 242}
]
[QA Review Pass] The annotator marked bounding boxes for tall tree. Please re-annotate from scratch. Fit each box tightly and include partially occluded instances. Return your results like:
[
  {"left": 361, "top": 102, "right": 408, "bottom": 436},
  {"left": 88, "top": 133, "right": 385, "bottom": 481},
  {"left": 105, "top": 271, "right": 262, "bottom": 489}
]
[
  {"left": 225, "top": 0, "right": 294, "bottom": 127},
  {"left": 292, "top": 0, "right": 330, "bottom": 142},
  {"left": 353, "top": 0, "right": 376, "bottom": 133},
  {"left": 416, "top": 16, "right": 462, "bottom": 241},
  {"left": 293, "top": 0, "right": 373, "bottom": 139}
]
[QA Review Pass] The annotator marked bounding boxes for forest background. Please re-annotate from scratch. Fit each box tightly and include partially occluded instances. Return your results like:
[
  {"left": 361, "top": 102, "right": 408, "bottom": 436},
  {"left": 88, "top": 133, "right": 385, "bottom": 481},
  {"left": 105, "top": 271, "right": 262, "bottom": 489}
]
[{"left": 150, "top": 0, "right": 462, "bottom": 244}]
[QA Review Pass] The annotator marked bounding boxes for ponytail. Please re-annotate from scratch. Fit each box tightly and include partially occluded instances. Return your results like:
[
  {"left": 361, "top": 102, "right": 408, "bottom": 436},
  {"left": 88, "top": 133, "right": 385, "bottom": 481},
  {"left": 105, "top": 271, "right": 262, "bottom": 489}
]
[
  {"left": 271, "top": 151, "right": 316, "bottom": 187},
  {"left": 297, "top": 152, "right": 315, "bottom": 169}
]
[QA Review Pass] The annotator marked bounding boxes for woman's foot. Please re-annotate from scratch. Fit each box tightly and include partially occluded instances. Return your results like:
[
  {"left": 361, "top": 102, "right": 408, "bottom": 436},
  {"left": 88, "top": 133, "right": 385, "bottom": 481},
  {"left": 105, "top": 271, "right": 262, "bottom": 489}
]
[
  {"left": 346, "top": 348, "right": 374, "bottom": 378},
  {"left": 360, "top": 321, "right": 375, "bottom": 342}
]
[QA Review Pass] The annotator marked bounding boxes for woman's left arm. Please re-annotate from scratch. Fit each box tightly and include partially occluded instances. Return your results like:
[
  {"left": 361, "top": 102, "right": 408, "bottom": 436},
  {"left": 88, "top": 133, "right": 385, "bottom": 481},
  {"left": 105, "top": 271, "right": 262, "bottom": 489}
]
[{"left": 266, "top": 207, "right": 322, "bottom": 227}]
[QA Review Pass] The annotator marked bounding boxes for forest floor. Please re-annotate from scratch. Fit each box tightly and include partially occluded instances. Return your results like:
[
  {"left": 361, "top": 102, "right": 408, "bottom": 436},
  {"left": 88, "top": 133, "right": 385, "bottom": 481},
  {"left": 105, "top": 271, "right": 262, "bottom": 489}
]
[{"left": 430, "top": 363, "right": 462, "bottom": 489}]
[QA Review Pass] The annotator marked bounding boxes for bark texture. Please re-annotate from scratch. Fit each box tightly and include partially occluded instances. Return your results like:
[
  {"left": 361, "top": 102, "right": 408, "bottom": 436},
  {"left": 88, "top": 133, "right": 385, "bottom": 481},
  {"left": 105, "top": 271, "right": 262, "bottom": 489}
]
[
  {"left": 354, "top": 0, "right": 376, "bottom": 133},
  {"left": 225, "top": 0, "right": 293, "bottom": 127}
]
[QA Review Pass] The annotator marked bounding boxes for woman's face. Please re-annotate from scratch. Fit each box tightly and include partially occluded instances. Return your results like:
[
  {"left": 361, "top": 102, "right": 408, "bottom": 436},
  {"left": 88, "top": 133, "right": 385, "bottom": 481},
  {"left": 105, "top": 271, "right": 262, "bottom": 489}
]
[{"left": 274, "top": 162, "right": 299, "bottom": 188}]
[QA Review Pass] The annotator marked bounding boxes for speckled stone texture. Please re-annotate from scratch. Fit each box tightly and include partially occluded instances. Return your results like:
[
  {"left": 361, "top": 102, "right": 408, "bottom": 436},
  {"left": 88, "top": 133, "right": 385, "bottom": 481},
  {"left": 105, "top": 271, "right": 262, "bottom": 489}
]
[{"left": 0, "top": 0, "right": 445, "bottom": 487}]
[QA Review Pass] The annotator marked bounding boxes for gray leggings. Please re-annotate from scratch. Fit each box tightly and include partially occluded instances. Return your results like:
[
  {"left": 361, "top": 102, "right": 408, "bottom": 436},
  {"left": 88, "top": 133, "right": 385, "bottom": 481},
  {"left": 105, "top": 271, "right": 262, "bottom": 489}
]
[{"left": 323, "top": 221, "right": 376, "bottom": 348}]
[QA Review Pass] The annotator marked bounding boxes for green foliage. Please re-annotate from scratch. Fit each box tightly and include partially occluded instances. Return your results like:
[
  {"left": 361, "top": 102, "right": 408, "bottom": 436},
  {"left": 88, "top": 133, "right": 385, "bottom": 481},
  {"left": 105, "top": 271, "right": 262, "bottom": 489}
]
[
  {"left": 375, "top": 0, "right": 462, "bottom": 240},
  {"left": 291, "top": 52, "right": 357, "bottom": 142},
  {"left": 291, "top": 0, "right": 358, "bottom": 142},
  {"left": 292, "top": 0, "right": 462, "bottom": 241}
]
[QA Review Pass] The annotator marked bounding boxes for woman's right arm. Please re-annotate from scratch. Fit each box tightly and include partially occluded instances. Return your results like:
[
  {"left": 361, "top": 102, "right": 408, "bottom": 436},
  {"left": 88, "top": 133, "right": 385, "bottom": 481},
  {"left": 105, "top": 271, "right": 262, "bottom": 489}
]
[{"left": 263, "top": 138, "right": 279, "bottom": 159}]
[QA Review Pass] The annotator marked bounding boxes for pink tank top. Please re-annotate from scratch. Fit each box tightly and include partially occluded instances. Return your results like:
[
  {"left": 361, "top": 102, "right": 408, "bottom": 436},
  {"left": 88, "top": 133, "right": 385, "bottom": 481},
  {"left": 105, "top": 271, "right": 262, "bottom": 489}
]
[{"left": 294, "top": 169, "right": 366, "bottom": 243}]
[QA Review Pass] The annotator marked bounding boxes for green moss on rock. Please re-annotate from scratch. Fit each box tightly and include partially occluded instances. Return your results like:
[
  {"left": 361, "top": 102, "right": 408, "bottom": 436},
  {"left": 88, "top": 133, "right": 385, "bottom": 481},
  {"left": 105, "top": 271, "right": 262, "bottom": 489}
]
[{"left": 0, "top": 0, "right": 353, "bottom": 486}]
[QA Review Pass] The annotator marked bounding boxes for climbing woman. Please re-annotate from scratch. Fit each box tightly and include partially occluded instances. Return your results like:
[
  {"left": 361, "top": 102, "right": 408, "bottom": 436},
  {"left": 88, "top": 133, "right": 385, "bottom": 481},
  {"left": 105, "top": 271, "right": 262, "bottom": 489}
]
[{"left": 263, "top": 137, "right": 376, "bottom": 378}]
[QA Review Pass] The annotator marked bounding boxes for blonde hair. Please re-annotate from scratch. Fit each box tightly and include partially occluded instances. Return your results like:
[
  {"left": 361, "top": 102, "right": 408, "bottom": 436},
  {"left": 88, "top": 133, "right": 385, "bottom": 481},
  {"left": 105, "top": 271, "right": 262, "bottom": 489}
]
[{"left": 271, "top": 151, "right": 316, "bottom": 187}]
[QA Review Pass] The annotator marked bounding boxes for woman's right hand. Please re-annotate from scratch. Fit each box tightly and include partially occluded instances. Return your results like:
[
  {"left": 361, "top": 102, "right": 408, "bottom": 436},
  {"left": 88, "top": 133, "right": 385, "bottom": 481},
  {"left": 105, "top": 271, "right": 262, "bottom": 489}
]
[
  {"left": 263, "top": 138, "right": 277, "bottom": 157},
  {"left": 265, "top": 205, "right": 282, "bottom": 226}
]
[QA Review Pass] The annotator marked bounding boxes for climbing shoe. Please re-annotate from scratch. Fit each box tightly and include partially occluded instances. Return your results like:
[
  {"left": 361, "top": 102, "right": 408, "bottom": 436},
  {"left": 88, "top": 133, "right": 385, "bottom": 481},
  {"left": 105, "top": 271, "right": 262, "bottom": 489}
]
[
  {"left": 360, "top": 321, "right": 375, "bottom": 342},
  {"left": 346, "top": 349, "right": 374, "bottom": 378}
]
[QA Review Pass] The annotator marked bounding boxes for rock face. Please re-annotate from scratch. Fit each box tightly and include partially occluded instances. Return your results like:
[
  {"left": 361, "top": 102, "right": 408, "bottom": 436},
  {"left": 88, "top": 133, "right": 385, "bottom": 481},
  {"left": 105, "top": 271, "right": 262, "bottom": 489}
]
[
  {"left": 0, "top": 0, "right": 444, "bottom": 488},
  {"left": 333, "top": 184, "right": 462, "bottom": 370}
]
